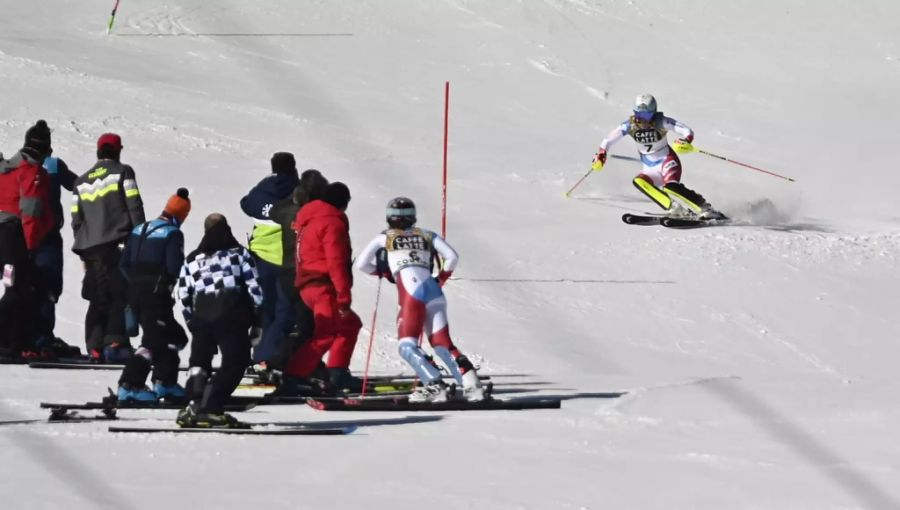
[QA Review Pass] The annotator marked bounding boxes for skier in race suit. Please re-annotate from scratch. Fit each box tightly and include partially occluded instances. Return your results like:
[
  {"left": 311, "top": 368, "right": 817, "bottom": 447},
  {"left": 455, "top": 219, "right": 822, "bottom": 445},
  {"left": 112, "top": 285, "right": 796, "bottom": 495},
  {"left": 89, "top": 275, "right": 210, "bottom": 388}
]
[
  {"left": 355, "top": 197, "right": 485, "bottom": 403},
  {"left": 593, "top": 94, "right": 725, "bottom": 219}
]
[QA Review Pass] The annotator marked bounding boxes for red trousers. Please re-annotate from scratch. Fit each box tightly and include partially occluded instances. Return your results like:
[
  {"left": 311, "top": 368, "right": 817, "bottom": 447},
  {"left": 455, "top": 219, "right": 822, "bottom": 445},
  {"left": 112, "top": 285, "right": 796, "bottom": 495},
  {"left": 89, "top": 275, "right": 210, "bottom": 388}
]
[{"left": 285, "top": 283, "right": 361, "bottom": 377}]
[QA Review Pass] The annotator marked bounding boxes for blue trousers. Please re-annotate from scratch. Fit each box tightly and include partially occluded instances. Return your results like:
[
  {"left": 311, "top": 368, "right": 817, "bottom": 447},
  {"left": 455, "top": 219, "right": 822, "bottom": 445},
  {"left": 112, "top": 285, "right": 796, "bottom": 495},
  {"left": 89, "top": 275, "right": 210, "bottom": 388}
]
[
  {"left": 252, "top": 257, "right": 295, "bottom": 363},
  {"left": 33, "top": 231, "right": 64, "bottom": 346}
]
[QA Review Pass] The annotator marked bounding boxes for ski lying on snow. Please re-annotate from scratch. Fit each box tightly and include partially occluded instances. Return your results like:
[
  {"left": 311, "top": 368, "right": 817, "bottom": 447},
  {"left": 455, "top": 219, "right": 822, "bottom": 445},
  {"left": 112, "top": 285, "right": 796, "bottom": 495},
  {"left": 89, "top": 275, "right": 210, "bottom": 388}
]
[
  {"left": 29, "top": 360, "right": 191, "bottom": 371},
  {"left": 660, "top": 217, "right": 729, "bottom": 229},
  {"left": 306, "top": 396, "right": 562, "bottom": 411},
  {"left": 621, "top": 213, "right": 664, "bottom": 225},
  {"left": 40, "top": 401, "right": 254, "bottom": 421},
  {"left": 107, "top": 425, "right": 356, "bottom": 435}
]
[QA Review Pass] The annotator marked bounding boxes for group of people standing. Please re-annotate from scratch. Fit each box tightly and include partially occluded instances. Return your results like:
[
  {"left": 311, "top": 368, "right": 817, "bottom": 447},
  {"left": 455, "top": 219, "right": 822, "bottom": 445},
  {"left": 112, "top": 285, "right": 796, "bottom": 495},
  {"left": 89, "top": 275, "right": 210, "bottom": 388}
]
[{"left": 1, "top": 121, "right": 485, "bottom": 427}]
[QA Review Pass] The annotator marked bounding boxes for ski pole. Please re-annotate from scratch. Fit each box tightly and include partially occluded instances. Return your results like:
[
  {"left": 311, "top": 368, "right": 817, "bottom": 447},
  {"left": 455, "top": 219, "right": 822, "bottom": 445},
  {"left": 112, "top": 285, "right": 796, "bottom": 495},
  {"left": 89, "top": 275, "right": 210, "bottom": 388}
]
[
  {"left": 107, "top": 0, "right": 121, "bottom": 35},
  {"left": 698, "top": 148, "right": 795, "bottom": 182},
  {"left": 360, "top": 277, "right": 383, "bottom": 397},
  {"left": 674, "top": 141, "right": 795, "bottom": 182},
  {"left": 564, "top": 166, "right": 597, "bottom": 198}
]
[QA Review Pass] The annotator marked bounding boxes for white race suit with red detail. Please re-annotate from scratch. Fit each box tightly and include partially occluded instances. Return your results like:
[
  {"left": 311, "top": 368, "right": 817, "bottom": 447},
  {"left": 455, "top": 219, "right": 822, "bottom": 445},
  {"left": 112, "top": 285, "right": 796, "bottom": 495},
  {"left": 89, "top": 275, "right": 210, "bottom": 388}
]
[
  {"left": 355, "top": 227, "right": 465, "bottom": 384},
  {"left": 600, "top": 113, "right": 694, "bottom": 186}
]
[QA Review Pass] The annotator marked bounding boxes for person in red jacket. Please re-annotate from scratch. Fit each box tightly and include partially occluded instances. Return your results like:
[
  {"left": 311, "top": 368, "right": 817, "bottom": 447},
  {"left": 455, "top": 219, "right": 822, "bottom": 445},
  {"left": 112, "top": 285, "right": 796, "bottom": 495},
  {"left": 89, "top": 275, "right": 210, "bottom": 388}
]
[
  {"left": 281, "top": 182, "right": 362, "bottom": 394},
  {"left": 0, "top": 120, "right": 55, "bottom": 358}
]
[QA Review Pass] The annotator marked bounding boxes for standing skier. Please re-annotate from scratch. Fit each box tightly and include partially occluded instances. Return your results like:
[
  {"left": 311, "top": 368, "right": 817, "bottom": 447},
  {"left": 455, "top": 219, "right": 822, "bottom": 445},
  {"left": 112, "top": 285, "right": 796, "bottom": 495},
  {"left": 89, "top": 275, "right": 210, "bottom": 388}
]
[
  {"left": 176, "top": 213, "right": 262, "bottom": 428},
  {"left": 240, "top": 152, "right": 299, "bottom": 374},
  {"left": 355, "top": 197, "right": 485, "bottom": 403},
  {"left": 35, "top": 123, "right": 81, "bottom": 358},
  {"left": 593, "top": 94, "right": 725, "bottom": 219},
  {"left": 116, "top": 188, "right": 191, "bottom": 402},
  {"left": 281, "top": 182, "right": 363, "bottom": 395},
  {"left": 71, "top": 133, "right": 145, "bottom": 361},
  {"left": 0, "top": 121, "right": 55, "bottom": 359}
]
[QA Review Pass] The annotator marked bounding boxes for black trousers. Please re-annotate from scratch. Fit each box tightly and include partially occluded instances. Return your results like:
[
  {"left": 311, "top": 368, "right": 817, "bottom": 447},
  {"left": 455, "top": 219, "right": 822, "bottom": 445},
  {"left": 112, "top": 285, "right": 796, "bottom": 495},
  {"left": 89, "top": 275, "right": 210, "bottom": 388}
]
[
  {"left": 188, "top": 317, "right": 251, "bottom": 413},
  {"left": 119, "top": 288, "right": 187, "bottom": 387},
  {"left": 80, "top": 244, "right": 128, "bottom": 352},
  {"left": 0, "top": 220, "right": 38, "bottom": 353}
]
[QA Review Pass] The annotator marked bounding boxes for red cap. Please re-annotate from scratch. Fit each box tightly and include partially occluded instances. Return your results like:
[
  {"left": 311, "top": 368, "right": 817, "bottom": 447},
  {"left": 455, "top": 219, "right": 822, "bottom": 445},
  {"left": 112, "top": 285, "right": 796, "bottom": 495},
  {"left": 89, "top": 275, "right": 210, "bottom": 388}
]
[{"left": 97, "top": 133, "right": 123, "bottom": 151}]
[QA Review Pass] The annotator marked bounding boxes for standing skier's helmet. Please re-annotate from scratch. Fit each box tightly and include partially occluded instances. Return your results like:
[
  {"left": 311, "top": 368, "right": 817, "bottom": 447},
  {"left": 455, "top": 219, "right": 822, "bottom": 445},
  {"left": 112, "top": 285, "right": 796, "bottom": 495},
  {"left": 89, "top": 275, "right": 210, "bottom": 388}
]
[
  {"left": 386, "top": 196, "right": 416, "bottom": 229},
  {"left": 633, "top": 94, "right": 657, "bottom": 122}
]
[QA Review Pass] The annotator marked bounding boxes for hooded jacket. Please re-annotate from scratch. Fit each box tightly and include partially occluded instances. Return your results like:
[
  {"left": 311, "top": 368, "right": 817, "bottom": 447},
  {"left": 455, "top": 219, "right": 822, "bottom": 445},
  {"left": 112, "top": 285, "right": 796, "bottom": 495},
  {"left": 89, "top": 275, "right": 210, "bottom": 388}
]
[
  {"left": 240, "top": 171, "right": 299, "bottom": 266},
  {"left": 293, "top": 199, "right": 353, "bottom": 307},
  {"left": 0, "top": 151, "right": 53, "bottom": 250}
]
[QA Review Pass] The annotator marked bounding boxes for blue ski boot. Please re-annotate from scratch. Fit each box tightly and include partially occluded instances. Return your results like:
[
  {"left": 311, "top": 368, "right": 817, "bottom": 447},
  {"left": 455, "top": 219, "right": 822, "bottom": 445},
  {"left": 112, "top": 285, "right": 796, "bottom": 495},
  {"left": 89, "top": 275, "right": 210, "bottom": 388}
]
[
  {"left": 117, "top": 384, "right": 158, "bottom": 403},
  {"left": 154, "top": 382, "right": 186, "bottom": 402}
]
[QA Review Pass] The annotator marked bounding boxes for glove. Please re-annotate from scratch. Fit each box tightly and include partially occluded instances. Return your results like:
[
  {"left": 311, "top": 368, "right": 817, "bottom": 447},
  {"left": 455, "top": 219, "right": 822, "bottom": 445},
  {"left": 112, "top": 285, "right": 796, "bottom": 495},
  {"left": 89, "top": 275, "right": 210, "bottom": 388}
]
[
  {"left": 435, "top": 271, "right": 452, "bottom": 287},
  {"left": 337, "top": 305, "right": 354, "bottom": 319},
  {"left": 592, "top": 148, "right": 607, "bottom": 170},
  {"left": 248, "top": 325, "right": 263, "bottom": 346},
  {"left": 673, "top": 134, "right": 695, "bottom": 154}
]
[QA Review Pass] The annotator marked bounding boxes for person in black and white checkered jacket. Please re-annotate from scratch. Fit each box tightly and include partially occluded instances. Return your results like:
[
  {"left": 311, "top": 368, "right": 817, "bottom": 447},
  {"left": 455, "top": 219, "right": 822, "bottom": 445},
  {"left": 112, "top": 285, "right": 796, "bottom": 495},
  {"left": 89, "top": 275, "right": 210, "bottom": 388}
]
[{"left": 175, "top": 213, "right": 263, "bottom": 428}]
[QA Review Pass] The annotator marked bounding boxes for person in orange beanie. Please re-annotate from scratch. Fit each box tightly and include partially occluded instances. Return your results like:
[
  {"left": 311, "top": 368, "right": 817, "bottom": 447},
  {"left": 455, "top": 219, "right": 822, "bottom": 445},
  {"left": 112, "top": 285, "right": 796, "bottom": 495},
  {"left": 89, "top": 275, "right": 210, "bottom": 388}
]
[{"left": 116, "top": 188, "right": 191, "bottom": 402}]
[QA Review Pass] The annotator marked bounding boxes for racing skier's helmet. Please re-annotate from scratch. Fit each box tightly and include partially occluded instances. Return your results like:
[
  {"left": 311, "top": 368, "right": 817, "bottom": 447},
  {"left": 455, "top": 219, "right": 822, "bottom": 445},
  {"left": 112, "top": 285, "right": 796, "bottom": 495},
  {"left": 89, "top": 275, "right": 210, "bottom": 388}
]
[
  {"left": 633, "top": 94, "right": 657, "bottom": 122},
  {"left": 386, "top": 196, "right": 417, "bottom": 229}
]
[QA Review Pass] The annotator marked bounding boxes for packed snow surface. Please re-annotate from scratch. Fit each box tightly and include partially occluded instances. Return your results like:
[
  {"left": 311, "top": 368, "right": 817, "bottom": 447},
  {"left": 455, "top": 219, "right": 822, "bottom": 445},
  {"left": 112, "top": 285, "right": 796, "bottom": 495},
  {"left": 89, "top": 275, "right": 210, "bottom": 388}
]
[{"left": 1, "top": 1, "right": 899, "bottom": 509}]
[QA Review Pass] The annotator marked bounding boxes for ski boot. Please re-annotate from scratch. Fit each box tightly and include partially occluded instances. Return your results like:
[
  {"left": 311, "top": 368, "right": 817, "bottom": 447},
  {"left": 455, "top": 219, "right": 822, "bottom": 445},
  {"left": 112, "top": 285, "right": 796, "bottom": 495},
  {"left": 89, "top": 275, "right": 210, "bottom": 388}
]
[
  {"left": 103, "top": 342, "right": 134, "bottom": 363},
  {"left": 117, "top": 384, "right": 159, "bottom": 403},
  {"left": 154, "top": 381, "right": 187, "bottom": 403},
  {"left": 408, "top": 380, "right": 450, "bottom": 403},
  {"left": 270, "top": 375, "right": 331, "bottom": 397},
  {"left": 36, "top": 337, "right": 81, "bottom": 359},
  {"left": 698, "top": 203, "right": 727, "bottom": 221},
  {"left": 459, "top": 370, "right": 487, "bottom": 402},
  {"left": 176, "top": 403, "right": 198, "bottom": 427},
  {"left": 177, "top": 404, "right": 248, "bottom": 429},
  {"left": 327, "top": 367, "right": 365, "bottom": 394}
]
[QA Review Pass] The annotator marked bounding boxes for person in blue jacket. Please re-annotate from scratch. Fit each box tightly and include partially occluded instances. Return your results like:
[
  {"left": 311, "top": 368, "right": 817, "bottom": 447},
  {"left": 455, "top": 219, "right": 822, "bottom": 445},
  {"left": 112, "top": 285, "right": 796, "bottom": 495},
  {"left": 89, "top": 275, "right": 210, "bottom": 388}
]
[
  {"left": 34, "top": 123, "right": 81, "bottom": 358},
  {"left": 239, "top": 152, "right": 298, "bottom": 369},
  {"left": 116, "top": 189, "right": 191, "bottom": 401}
]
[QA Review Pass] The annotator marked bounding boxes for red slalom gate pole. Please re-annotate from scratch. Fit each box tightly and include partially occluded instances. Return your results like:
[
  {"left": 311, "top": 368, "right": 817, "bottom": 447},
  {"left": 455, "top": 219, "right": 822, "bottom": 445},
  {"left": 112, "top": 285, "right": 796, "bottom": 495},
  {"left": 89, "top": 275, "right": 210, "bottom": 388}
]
[
  {"left": 441, "top": 81, "right": 450, "bottom": 238},
  {"left": 360, "top": 278, "right": 384, "bottom": 397}
]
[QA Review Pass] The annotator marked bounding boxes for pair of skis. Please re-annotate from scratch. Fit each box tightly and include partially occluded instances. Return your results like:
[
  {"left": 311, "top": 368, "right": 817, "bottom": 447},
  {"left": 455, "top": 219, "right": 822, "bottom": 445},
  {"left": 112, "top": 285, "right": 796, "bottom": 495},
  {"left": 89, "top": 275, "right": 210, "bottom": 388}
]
[{"left": 622, "top": 212, "right": 729, "bottom": 229}]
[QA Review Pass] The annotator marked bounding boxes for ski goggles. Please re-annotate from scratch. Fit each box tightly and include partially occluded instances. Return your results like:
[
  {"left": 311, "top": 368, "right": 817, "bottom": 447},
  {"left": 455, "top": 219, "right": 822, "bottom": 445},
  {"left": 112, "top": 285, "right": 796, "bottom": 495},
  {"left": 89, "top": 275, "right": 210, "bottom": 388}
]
[{"left": 634, "top": 110, "right": 654, "bottom": 121}]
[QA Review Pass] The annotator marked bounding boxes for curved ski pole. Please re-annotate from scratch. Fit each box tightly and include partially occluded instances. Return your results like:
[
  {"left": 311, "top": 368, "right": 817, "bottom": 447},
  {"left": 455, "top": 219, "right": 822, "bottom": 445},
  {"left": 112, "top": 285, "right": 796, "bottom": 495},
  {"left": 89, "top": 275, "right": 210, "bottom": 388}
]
[
  {"left": 675, "top": 141, "right": 795, "bottom": 183},
  {"left": 360, "top": 277, "right": 383, "bottom": 397},
  {"left": 697, "top": 148, "right": 796, "bottom": 182},
  {"left": 565, "top": 165, "right": 599, "bottom": 198}
]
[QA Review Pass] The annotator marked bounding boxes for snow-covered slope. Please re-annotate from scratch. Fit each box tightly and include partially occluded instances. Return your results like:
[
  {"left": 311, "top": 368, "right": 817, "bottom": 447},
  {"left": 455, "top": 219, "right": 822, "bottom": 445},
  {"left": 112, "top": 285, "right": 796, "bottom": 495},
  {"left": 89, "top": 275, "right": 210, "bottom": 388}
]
[{"left": 1, "top": 1, "right": 898, "bottom": 509}]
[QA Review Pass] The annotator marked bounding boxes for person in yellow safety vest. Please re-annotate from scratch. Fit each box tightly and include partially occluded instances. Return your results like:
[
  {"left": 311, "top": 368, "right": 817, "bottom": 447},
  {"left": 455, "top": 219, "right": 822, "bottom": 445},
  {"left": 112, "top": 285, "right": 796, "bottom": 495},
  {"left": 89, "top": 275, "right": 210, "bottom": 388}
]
[{"left": 239, "top": 152, "right": 299, "bottom": 369}]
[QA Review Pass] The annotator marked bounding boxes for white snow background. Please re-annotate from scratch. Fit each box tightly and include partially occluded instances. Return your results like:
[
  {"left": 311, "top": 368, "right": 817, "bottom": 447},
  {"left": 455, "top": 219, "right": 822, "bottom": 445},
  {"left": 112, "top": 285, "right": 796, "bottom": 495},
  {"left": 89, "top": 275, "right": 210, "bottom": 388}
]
[{"left": 1, "top": 1, "right": 899, "bottom": 509}]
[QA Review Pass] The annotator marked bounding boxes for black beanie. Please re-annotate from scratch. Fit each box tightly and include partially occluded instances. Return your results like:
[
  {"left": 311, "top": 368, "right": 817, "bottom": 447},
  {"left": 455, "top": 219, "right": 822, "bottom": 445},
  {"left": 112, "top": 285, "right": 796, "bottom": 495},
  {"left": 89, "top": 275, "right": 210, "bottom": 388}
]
[
  {"left": 24, "top": 120, "right": 52, "bottom": 156},
  {"left": 322, "top": 182, "right": 350, "bottom": 209},
  {"left": 323, "top": 182, "right": 351, "bottom": 210},
  {"left": 271, "top": 152, "right": 296, "bottom": 175}
]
